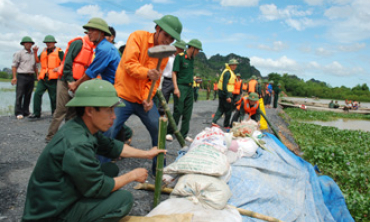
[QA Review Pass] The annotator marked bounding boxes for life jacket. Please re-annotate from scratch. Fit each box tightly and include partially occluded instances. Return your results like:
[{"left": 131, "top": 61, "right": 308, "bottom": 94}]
[
  {"left": 242, "top": 82, "right": 248, "bottom": 91},
  {"left": 217, "top": 64, "right": 236, "bottom": 92},
  {"left": 39, "top": 47, "right": 62, "bottom": 80},
  {"left": 58, "top": 35, "right": 95, "bottom": 80},
  {"left": 213, "top": 83, "right": 218, "bottom": 90},
  {"left": 236, "top": 97, "right": 259, "bottom": 118},
  {"left": 232, "top": 79, "right": 242, "bottom": 95},
  {"left": 248, "top": 79, "right": 258, "bottom": 93}
]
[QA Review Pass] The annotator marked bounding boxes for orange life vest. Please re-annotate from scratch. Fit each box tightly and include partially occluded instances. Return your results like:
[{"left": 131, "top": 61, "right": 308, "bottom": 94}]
[
  {"left": 39, "top": 47, "right": 62, "bottom": 80},
  {"left": 232, "top": 79, "right": 242, "bottom": 95},
  {"left": 236, "top": 97, "right": 259, "bottom": 117},
  {"left": 213, "top": 83, "right": 218, "bottom": 90},
  {"left": 248, "top": 79, "right": 258, "bottom": 93},
  {"left": 242, "top": 82, "right": 248, "bottom": 91},
  {"left": 58, "top": 35, "right": 95, "bottom": 80}
]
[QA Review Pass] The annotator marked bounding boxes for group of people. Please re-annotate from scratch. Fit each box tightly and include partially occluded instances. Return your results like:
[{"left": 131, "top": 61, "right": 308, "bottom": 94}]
[
  {"left": 329, "top": 99, "right": 360, "bottom": 110},
  {"left": 14, "top": 14, "right": 207, "bottom": 222}
]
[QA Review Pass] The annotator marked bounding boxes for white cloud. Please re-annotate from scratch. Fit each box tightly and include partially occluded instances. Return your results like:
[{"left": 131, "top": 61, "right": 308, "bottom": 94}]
[
  {"left": 106, "top": 11, "right": 130, "bottom": 25},
  {"left": 315, "top": 47, "right": 333, "bottom": 56},
  {"left": 322, "top": 61, "right": 364, "bottom": 76},
  {"left": 304, "top": 0, "right": 323, "bottom": 6},
  {"left": 220, "top": 0, "right": 259, "bottom": 7},
  {"left": 324, "top": 5, "right": 353, "bottom": 19},
  {"left": 258, "top": 41, "right": 288, "bottom": 51},
  {"left": 77, "top": 5, "right": 104, "bottom": 18},
  {"left": 152, "top": 0, "right": 173, "bottom": 3},
  {"left": 135, "top": 4, "right": 163, "bottom": 20},
  {"left": 250, "top": 56, "right": 300, "bottom": 72},
  {"left": 337, "top": 43, "right": 366, "bottom": 52}
]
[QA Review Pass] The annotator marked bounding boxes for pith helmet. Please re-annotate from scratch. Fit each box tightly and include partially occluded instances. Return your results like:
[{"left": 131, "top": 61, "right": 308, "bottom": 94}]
[
  {"left": 20, "top": 36, "right": 34, "bottom": 45},
  {"left": 248, "top": 92, "right": 259, "bottom": 101},
  {"left": 251, "top": 75, "right": 257, "bottom": 79},
  {"left": 269, "top": 80, "right": 274, "bottom": 84},
  {"left": 66, "top": 79, "right": 124, "bottom": 107},
  {"left": 236, "top": 73, "right": 241, "bottom": 77},
  {"left": 187, "top": 39, "right": 203, "bottom": 51},
  {"left": 83, "top": 17, "right": 111, "bottom": 36},
  {"left": 228, "top": 59, "right": 239, "bottom": 65},
  {"left": 173, "top": 40, "right": 186, "bottom": 50},
  {"left": 154, "top": 15, "right": 182, "bottom": 42},
  {"left": 43, "top": 35, "right": 57, "bottom": 43}
]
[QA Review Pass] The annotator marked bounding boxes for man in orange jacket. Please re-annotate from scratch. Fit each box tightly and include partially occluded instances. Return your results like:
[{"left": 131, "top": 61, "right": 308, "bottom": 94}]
[
  {"left": 105, "top": 15, "right": 182, "bottom": 174},
  {"left": 29, "top": 35, "right": 64, "bottom": 119},
  {"left": 231, "top": 92, "right": 261, "bottom": 126}
]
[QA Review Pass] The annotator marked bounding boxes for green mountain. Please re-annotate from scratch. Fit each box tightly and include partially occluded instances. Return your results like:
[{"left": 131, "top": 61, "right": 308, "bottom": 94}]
[{"left": 194, "top": 53, "right": 261, "bottom": 82}]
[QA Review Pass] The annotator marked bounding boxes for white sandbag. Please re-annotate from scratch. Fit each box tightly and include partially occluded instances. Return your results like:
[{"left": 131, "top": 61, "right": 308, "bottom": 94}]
[
  {"left": 232, "top": 119, "right": 259, "bottom": 136},
  {"left": 191, "top": 127, "right": 228, "bottom": 153},
  {"left": 162, "top": 174, "right": 179, "bottom": 188},
  {"left": 147, "top": 198, "right": 242, "bottom": 222},
  {"left": 237, "top": 137, "right": 259, "bottom": 157},
  {"left": 219, "top": 166, "right": 232, "bottom": 183},
  {"left": 171, "top": 174, "right": 232, "bottom": 210},
  {"left": 164, "top": 143, "right": 230, "bottom": 176},
  {"left": 225, "top": 150, "right": 242, "bottom": 164},
  {"left": 252, "top": 130, "right": 263, "bottom": 139}
]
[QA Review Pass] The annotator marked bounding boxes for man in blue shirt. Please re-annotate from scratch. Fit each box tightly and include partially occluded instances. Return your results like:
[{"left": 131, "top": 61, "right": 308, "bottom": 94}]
[{"left": 69, "top": 18, "right": 121, "bottom": 91}]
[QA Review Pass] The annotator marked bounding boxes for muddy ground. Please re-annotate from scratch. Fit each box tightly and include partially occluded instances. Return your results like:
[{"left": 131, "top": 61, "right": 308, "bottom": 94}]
[{"left": 0, "top": 99, "right": 299, "bottom": 222}]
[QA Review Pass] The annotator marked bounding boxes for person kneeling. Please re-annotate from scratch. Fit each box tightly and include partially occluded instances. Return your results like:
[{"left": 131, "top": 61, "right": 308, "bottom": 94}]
[
  {"left": 22, "top": 79, "right": 165, "bottom": 222},
  {"left": 231, "top": 92, "right": 261, "bottom": 126}
]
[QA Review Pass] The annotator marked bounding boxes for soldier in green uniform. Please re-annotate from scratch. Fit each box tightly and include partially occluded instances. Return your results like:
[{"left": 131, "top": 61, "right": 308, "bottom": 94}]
[
  {"left": 22, "top": 79, "right": 165, "bottom": 222},
  {"left": 212, "top": 59, "right": 238, "bottom": 130},
  {"left": 166, "top": 39, "right": 203, "bottom": 143}
]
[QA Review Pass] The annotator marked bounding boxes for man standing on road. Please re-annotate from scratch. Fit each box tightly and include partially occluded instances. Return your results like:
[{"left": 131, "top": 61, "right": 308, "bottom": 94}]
[
  {"left": 232, "top": 73, "right": 242, "bottom": 111},
  {"left": 165, "top": 39, "right": 203, "bottom": 143},
  {"left": 12, "top": 36, "right": 38, "bottom": 119},
  {"left": 105, "top": 15, "right": 182, "bottom": 174},
  {"left": 22, "top": 79, "right": 165, "bottom": 222},
  {"left": 212, "top": 59, "right": 238, "bottom": 130},
  {"left": 29, "top": 35, "right": 64, "bottom": 119}
]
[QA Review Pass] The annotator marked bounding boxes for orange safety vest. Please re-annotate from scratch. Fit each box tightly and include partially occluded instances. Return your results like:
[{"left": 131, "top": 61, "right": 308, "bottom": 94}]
[
  {"left": 213, "top": 83, "right": 218, "bottom": 90},
  {"left": 248, "top": 79, "right": 258, "bottom": 93},
  {"left": 39, "top": 47, "right": 62, "bottom": 80},
  {"left": 58, "top": 35, "right": 95, "bottom": 80},
  {"left": 242, "top": 82, "right": 248, "bottom": 91},
  {"left": 236, "top": 97, "right": 259, "bottom": 117},
  {"left": 232, "top": 79, "right": 242, "bottom": 95}
]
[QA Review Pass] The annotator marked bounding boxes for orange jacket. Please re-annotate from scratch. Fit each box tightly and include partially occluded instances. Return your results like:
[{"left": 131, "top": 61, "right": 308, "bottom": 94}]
[
  {"left": 236, "top": 97, "right": 260, "bottom": 117},
  {"left": 58, "top": 35, "right": 94, "bottom": 80},
  {"left": 114, "top": 31, "right": 169, "bottom": 104},
  {"left": 232, "top": 79, "right": 242, "bottom": 95},
  {"left": 242, "top": 82, "right": 248, "bottom": 91},
  {"left": 39, "top": 47, "right": 62, "bottom": 80},
  {"left": 213, "top": 83, "right": 218, "bottom": 91},
  {"left": 248, "top": 79, "right": 258, "bottom": 93}
]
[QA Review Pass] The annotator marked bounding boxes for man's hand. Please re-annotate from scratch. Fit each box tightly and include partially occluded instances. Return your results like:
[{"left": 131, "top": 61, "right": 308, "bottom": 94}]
[
  {"left": 32, "top": 46, "right": 39, "bottom": 54},
  {"left": 226, "top": 98, "right": 232, "bottom": 103},
  {"left": 131, "top": 168, "right": 148, "bottom": 183},
  {"left": 174, "top": 88, "right": 180, "bottom": 98},
  {"left": 68, "top": 81, "right": 77, "bottom": 92},
  {"left": 147, "top": 146, "right": 167, "bottom": 159},
  {"left": 11, "top": 78, "right": 17, "bottom": 86},
  {"left": 147, "top": 69, "right": 160, "bottom": 81},
  {"left": 142, "top": 99, "right": 153, "bottom": 112}
]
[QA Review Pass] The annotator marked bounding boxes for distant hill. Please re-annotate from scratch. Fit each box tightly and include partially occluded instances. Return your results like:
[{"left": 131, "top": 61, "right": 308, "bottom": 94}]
[{"left": 194, "top": 53, "right": 261, "bottom": 82}]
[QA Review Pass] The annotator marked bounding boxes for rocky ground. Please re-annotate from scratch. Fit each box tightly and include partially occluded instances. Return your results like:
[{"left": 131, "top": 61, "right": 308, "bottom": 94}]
[{"left": 0, "top": 99, "right": 299, "bottom": 222}]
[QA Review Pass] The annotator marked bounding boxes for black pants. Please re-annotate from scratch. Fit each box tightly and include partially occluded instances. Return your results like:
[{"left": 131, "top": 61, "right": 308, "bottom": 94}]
[{"left": 15, "top": 74, "right": 34, "bottom": 116}]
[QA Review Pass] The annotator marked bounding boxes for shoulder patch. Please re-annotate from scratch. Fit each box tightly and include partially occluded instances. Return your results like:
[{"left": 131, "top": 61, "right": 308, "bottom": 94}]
[{"left": 178, "top": 52, "right": 184, "bottom": 56}]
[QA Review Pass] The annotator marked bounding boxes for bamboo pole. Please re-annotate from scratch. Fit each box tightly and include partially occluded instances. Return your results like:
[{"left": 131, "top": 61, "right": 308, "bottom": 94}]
[
  {"left": 135, "top": 183, "right": 285, "bottom": 222},
  {"left": 153, "top": 117, "right": 167, "bottom": 208},
  {"left": 260, "top": 111, "right": 282, "bottom": 142},
  {"left": 156, "top": 90, "right": 186, "bottom": 147}
]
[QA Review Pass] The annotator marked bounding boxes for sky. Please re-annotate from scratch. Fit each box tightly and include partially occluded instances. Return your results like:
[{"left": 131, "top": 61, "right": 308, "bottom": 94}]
[{"left": 0, "top": 0, "right": 369, "bottom": 88}]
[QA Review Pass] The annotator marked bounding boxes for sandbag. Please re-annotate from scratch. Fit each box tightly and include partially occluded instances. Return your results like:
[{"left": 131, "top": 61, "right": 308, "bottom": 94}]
[
  {"left": 164, "top": 143, "right": 230, "bottom": 176},
  {"left": 232, "top": 119, "right": 259, "bottom": 137},
  {"left": 236, "top": 137, "right": 259, "bottom": 157},
  {"left": 191, "top": 127, "right": 227, "bottom": 153},
  {"left": 119, "top": 213, "right": 193, "bottom": 222},
  {"left": 148, "top": 198, "right": 242, "bottom": 222}
]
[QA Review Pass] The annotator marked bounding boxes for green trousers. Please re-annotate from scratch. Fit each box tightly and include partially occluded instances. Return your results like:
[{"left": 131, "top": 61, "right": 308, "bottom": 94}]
[
  {"left": 56, "top": 163, "right": 133, "bottom": 222},
  {"left": 168, "top": 85, "right": 194, "bottom": 138},
  {"left": 32, "top": 77, "right": 57, "bottom": 116},
  {"left": 212, "top": 94, "right": 233, "bottom": 127},
  {"left": 273, "top": 94, "right": 279, "bottom": 108}
]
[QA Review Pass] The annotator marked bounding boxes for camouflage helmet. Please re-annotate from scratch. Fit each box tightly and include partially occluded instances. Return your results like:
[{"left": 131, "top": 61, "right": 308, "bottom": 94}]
[
  {"left": 248, "top": 92, "right": 259, "bottom": 102},
  {"left": 228, "top": 59, "right": 239, "bottom": 65},
  {"left": 154, "top": 15, "right": 182, "bottom": 42},
  {"left": 66, "top": 79, "right": 124, "bottom": 107},
  {"left": 43, "top": 35, "right": 57, "bottom": 43},
  {"left": 20, "top": 36, "right": 34, "bottom": 45},
  {"left": 83, "top": 17, "right": 111, "bottom": 36},
  {"left": 173, "top": 40, "right": 186, "bottom": 50},
  {"left": 187, "top": 39, "right": 203, "bottom": 51}
]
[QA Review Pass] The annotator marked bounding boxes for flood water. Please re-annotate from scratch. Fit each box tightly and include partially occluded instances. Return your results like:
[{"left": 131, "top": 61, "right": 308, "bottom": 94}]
[
  {"left": 283, "top": 96, "right": 370, "bottom": 108},
  {"left": 0, "top": 81, "right": 51, "bottom": 116},
  {"left": 306, "top": 119, "right": 370, "bottom": 132}
]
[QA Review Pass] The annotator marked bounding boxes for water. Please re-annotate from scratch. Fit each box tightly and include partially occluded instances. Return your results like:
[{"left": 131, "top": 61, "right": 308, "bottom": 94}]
[
  {"left": 283, "top": 97, "right": 370, "bottom": 108},
  {"left": 0, "top": 81, "right": 52, "bottom": 116},
  {"left": 306, "top": 119, "right": 370, "bottom": 132}
]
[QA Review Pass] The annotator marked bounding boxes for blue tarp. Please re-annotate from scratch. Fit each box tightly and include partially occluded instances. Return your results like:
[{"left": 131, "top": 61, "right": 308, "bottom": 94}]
[{"left": 227, "top": 133, "right": 354, "bottom": 222}]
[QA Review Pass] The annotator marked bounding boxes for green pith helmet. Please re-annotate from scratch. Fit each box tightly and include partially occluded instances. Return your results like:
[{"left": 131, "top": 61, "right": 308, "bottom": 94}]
[
  {"left": 228, "top": 59, "right": 239, "bottom": 65},
  {"left": 66, "top": 79, "right": 124, "bottom": 107},
  {"left": 236, "top": 73, "right": 241, "bottom": 77},
  {"left": 248, "top": 92, "right": 259, "bottom": 101},
  {"left": 278, "top": 83, "right": 281, "bottom": 86},
  {"left": 83, "top": 17, "right": 111, "bottom": 36},
  {"left": 20, "top": 36, "right": 34, "bottom": 45},
  {"left": 154, "top": 15, "right": 182, "bottom": 41},
  {"left": 251, "top": 75, "right": 257, "bottom": 79},
  {"left": 269, "top": 80, "right": 274, "bottom": 84},
  {"left": 43, "top": 35, "right": 57, "bottom": 43},
  {"left": 173, "top": 40, "right": 186, "bottom": 50},
  {"left": 187, "top": 39, "right": 203, "bottom": 51}
]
